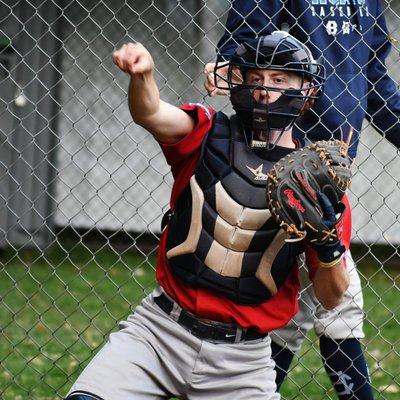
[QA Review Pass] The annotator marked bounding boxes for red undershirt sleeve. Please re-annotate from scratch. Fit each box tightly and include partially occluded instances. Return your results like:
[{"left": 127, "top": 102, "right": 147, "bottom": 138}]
[{"left": 158, "top": 103, "right": 215, "bottom": 178}]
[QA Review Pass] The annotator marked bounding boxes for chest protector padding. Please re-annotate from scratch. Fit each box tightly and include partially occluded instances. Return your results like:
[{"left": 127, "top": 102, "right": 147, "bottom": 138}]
[{"left": 166, "top": 112, "right": 303, "bottom": 305}]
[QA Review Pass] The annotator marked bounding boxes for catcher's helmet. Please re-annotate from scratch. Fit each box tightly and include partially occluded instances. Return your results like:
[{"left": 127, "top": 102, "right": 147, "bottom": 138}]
[{"left": 214, "top": 31, "right": 325, "bottom": 148}]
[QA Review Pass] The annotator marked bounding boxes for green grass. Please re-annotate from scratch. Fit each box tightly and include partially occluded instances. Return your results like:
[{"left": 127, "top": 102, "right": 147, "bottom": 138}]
[
  {"left": 0, "top": 244, "right": 157, "bottom": 399},
  {"left": 0, "top": 244, "right": 398, "bottom": 399}
]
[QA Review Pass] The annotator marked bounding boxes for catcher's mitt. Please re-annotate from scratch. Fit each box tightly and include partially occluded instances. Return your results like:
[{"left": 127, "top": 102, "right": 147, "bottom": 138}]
[{"left": 266, "top": 139, "right": 352, "bottom": 244}]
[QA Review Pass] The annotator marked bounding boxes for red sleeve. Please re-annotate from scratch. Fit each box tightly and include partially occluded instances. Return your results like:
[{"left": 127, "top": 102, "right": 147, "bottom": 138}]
[
  {"left": 158, "top": 103, "right": 215, "bottom": 207},
  {"left": 159, "top": 103, "right": 215, "bottom": 178},
  {"left": 340, "top": 194, "right": 352, "bottom": 249},
  {"left": 305, "top": 194, "right": 352, "bottom": 279}
]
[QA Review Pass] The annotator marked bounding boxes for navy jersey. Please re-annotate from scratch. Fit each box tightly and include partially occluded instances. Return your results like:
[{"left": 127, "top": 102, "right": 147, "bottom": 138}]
[{"left": 217, "top": 0, "right": 400, "bottom": 159}]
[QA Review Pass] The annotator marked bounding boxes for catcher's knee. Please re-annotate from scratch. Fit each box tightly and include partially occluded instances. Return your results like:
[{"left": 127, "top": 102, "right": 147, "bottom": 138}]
[{"left": 66, "top": 392, "right": 104, "bottom": 400}]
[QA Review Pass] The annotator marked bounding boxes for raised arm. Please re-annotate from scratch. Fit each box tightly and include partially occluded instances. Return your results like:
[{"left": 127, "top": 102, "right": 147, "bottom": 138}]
[{"left": 112, "top": 43, "right": 195, "bottom": 143}]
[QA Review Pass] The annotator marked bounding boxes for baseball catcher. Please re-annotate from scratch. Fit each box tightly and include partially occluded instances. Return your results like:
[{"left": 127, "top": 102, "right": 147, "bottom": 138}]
[{"left": 66, "top": 31, "right": 350, "bottom": 400}]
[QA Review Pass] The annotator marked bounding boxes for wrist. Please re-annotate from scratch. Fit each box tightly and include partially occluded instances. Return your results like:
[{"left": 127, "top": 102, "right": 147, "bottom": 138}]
[
  {"left": 318, "top": 254, "right": 344, "bottom": 269},
  {"left": 312, "top": 241, "right": 345, "bottom": 265}
]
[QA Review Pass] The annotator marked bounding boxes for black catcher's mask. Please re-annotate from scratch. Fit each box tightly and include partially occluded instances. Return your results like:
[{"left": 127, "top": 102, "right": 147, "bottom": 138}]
[{"left": 214, "top": 31, "right": 326, "bottom": 149}]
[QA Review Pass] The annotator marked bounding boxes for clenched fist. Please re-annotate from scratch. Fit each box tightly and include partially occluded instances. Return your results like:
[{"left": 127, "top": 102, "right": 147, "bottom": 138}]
[{"left": 112, "top": 43, "right": 154, "bottom": 75}]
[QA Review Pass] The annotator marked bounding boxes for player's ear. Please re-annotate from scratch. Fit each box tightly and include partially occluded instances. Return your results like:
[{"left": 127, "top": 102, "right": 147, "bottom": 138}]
[{"left": 302, "top": 86, "right": 318, "bottom": 112}]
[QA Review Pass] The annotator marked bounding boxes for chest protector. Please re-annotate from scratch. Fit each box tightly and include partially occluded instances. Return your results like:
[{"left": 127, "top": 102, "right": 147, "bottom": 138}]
[{"left": 166, "top": 112, "right": 303, "bottom": 305}]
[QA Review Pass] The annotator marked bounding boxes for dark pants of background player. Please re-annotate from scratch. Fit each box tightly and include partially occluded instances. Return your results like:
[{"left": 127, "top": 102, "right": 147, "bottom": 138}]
[{"left": 272, "top": 337, "right": 374, "bottom": 399}]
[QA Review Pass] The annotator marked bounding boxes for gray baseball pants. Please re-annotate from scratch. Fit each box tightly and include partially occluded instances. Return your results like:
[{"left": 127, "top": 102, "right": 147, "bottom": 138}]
[{"left": 67, "top": 288, "right": 280, "bottom": 400}]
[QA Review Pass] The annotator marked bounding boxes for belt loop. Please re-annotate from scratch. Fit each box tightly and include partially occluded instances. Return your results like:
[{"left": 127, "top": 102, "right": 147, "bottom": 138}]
[
  {"left": 235, "top": 326, "right": 243, "bottom": 343},
  {"left": 170, "top": 300, "right": 182, "bottom": 322}
]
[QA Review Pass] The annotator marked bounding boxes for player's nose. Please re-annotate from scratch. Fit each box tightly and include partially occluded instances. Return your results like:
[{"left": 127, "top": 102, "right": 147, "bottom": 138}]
[{"left": 257, "top": 87, "right": 272, "bottom": 104}]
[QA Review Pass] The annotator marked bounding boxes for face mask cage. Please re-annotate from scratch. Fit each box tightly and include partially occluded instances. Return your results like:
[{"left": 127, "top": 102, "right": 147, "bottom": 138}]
[
  {"left": 214, "top": 61, "right": 325, "bottom": 100},
  {"left": 214, "top": 33, "right": 326, "bottom": 99},
  {"left": 213, "top": 33, "right": 326, "bottom": 150}
]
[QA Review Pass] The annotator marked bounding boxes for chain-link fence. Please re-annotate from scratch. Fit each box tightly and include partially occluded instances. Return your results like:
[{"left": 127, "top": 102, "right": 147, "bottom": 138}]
[{"left": 0, "top": 0, "right": 399, "bottom": 399}]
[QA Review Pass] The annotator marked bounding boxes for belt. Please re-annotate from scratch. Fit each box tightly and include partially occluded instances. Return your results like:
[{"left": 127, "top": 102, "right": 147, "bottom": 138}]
[{"left": 154, "top": 292, "right": 267, "bottom": 343}]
